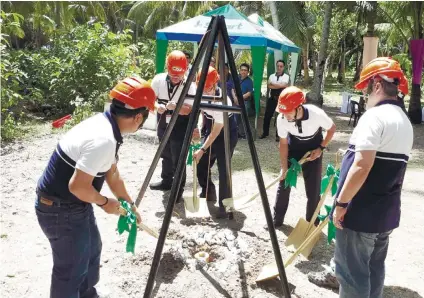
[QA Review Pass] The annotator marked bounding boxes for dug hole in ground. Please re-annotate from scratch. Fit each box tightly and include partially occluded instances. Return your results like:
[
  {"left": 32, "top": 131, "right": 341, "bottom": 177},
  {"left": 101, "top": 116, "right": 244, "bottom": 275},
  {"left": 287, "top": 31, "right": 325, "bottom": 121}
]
[{"left": 1, "top": 105, "right": 424, "bottom": 298}]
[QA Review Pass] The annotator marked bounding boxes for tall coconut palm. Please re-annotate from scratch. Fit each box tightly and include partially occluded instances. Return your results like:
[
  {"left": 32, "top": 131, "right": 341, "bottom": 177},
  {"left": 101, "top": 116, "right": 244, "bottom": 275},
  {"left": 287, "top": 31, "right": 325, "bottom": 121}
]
[{"left": 309, "top": 1, "right": 333, "bottom": 106}]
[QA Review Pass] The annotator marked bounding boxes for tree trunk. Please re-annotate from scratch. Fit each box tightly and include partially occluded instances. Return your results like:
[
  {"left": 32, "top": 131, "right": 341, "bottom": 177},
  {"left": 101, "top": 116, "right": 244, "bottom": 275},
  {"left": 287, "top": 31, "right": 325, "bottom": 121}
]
[
  {"left": 268, "top": 1, "right": 280, "bottom": 30},
  {"left": 54, "top": 2, "right": 61, "bottom": 29},
  {"left": 337, "top": 38, "right": 346, "bottom": 83},
  {"left": 310, "top": 1, "right": 333, "bottom": 106},
  {"left": 322, "top": 54, "right": 331, "bottom": 91},
  {"left": 408, "top": 39, "right": 423, "bottom": 124},
  {"left": 302, "top": 45, "right": 310, "bottom": 84},
  {"left": 353, "top": 50, "right": 362, "bottom": 82},
  {"left": 326, "top": 55, "right": 333, "bottom": 80},
  {"left": 408, "top": 83, "right": 422, "bottom": 124}
]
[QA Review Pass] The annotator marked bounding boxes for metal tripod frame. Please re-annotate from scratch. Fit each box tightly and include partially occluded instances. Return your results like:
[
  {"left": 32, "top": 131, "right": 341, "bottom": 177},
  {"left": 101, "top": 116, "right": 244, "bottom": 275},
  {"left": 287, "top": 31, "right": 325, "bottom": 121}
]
[{"left": 142, "top": 16, "right": 291, "bottom": 298}]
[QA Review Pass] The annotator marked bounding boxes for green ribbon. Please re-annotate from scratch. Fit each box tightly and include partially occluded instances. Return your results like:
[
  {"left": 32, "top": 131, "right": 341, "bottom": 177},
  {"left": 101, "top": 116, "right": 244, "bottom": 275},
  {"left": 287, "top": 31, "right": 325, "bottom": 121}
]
[
  {"left": 320, "top": 164, "right": 340, "bottom": 196},
  {"left": 284, "top": 158, "right": 302, "bottom": 189},
  {"left": 317, "top": 205, "right": 336, "bottom": 245},
  {"left": 117, "top": 199, "right": 137, "bottom": 254},
  {"left": 186, "top": 143, "right": 202, "bottom": 165}
]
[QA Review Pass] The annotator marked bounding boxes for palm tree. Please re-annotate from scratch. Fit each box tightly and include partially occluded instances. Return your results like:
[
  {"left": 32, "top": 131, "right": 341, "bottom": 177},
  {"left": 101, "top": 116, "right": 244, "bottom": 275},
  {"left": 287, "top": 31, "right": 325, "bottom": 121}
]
[
  {"left": 127, "top": 1, "right": 216, "bottom": 39},
  {"left": 309, "top": 1, "right": 333, "bottom": 106}
]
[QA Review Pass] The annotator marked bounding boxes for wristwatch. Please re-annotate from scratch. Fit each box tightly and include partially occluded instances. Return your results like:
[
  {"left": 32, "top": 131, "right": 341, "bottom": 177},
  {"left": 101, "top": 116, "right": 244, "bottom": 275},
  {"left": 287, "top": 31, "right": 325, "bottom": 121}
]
[
  {"left": 319, "top": 145, "right": 327, "bottom": 151},
  {"left": 201, "top": 147, "right": 207, "bottom": 153},
  {"left": 335, "top": 200, "right": 349, "bottom": 208}
]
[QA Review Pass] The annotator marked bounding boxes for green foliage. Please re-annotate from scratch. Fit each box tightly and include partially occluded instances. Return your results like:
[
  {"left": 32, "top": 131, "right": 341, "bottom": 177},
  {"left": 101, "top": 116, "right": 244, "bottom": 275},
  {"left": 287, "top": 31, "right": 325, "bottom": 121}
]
[
  {"left": 1, "top": 11, "right": 27, "bottom": 140},
  {"left": 15, "top": 23, "right": 139, "bottom": 112},
  {"left": 136, "top": 40, "right": 156, "bottom": 80},
  {"left": 63, "top": 96, "right": 95, "bottom": 129}
]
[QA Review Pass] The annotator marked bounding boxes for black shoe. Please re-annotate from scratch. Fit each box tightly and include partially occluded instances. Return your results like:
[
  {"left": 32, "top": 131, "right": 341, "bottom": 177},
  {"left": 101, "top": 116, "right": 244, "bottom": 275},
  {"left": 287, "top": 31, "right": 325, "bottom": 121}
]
[
  {"left": 215, "top": 207, "right": 227, "bottom": 219},
  {"left": 238, "top": 133, "right": 246, "bottom": 140},
  {"left": 200, "top": 188, "right": 217, "bottom": 202},
  {"left": 149, "top": 180, "right": 172, "bottom": 191},
  {"left": 263, "top": 220, "right": 283, "bottom": 230},
  {"left": 259, "top": 134, "right": 268, "bottom": 139},
  {"left": 275, "top": 136, "right": 280, "bottom": 142}
]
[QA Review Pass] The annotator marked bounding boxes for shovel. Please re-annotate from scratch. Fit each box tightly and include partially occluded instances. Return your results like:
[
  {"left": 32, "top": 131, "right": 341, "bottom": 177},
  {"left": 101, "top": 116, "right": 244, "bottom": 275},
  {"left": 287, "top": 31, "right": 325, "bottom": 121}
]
[
  {"left": 222, "top": 151, "right": 311, "bottom": 211},
  {"left": 118, "top": 206, "right": 159, "bottom": 238},
  {"left": 183, "top": 161, "right": 211, "bottom": 218},
  {"left": 284, "top": 152, "right": 342, "bottom": 258},
  {"left": 256, "top": 217, "right": 330, "bottom": 282}
]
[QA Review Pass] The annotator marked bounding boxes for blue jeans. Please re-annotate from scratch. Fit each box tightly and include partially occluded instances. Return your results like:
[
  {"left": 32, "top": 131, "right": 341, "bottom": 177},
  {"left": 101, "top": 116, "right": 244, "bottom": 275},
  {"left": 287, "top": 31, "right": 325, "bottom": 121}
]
[
  {"left": 334, "top": 228, "right": 392, "bottom": 298},
  {"left": 35, "top": 197, "right": 102, "bottom": 298}
]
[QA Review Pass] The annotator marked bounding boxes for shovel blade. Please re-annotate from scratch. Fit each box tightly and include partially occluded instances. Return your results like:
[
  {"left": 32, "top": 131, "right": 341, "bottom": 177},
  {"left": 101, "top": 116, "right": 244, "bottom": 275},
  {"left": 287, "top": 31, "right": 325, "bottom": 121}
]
[
  {"left": 255, "top": 263, "right": 279, "bottom": 282},
  {"left": 184, "top": 196, "right": 210, "bottom": 218},
  {"left": 285, "top": 219, "right": 320, "bottom": 258},
  {"left": 222, "top": 195, "right": 256, "bottom": 210}
]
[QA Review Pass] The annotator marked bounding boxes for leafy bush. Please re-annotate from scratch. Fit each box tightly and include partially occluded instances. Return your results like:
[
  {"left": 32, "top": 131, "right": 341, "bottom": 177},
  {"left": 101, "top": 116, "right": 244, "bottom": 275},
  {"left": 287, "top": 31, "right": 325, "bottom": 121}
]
[{"left": 14, "top": 23, "right": 140, "bottom": 113}]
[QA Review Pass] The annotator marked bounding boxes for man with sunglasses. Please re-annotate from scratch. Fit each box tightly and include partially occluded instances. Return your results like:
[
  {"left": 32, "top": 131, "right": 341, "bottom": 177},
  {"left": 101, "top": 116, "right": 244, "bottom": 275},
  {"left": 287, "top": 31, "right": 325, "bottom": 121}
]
[
  {"left": 35, "top": 77, "right": 156, "bottom": 298},
  {"left": 260, "top": 60, "right": 290, "bottom": 141},
  {"left": 331, "top": 57, "right": 413, "bottom": 298},
  {"left": 270, "top": 86, "right": 336, "bottom": 229},
  {"left": 149, "top": 50, "right": 196, "bottom": 201}
]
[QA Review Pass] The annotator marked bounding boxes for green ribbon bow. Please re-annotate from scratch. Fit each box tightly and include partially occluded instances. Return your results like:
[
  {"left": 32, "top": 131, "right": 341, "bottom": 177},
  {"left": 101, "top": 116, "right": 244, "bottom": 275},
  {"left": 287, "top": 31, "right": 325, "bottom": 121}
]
[
  {"left": 320, "top": 164, "right": 340, "bottom": 196},
  {"left": 284, "top": 158, "right": 302, "bottom": 189},
  {"left": 187, "top": 143, "right": 202, "bottom": 165},
  {"left": 317, "top": 205, "right": 336, "bottom": 245},
  {"left": 117, "top": 199, "right": 137, "bottom": 254}
]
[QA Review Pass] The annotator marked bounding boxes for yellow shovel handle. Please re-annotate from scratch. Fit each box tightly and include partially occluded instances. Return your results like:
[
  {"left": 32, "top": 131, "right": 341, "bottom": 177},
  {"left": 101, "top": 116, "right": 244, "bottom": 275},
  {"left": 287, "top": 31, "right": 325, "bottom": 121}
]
[
  {"left": 119, "top": 206, "right": 159, "bottom": 239},
  {"left": 284, "top": 217, "right": 329, "bottom": 267}
]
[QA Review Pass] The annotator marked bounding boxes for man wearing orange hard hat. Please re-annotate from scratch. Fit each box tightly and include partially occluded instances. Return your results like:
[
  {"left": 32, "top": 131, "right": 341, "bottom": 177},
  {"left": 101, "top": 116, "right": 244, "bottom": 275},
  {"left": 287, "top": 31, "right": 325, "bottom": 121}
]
[
  {"left": 149, "top": 50, "right": 196, "bottom": 200},
  {"left": 270, "top": 86, "right": 336, "bottom": 229},
  {"left": 331, "top": 57, "right": 413, "bottom": 298},
  {"left": 35, "top": 77, "right": 156, "bottom": 297},
  {"left": 189, "top": 66, "right": 238, "bottom": 218}
]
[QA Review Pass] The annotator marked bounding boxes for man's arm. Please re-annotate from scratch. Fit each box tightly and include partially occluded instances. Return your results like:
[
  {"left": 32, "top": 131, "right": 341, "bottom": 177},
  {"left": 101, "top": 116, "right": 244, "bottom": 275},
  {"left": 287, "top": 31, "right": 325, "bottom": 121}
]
[
  {"left": 279, "top": 138, "right": 289, "bottom": 180},
  {"left": 69, "top": 169, "right": 121, "bottom": 214},
  {"left": 201, "top": 123, "right": 224, "bottom": 150},
  {"left": 336, "top": 150, "right": 376, "bottom": 203},
  {"left": 105, "top": 164, "right": 133, "bottom": 204},
  {"left": 69, "top": 169, "right": 110, "bottom": 205},
  {"left": 321, "top": 123, "right": 336, "bottom": 148}
]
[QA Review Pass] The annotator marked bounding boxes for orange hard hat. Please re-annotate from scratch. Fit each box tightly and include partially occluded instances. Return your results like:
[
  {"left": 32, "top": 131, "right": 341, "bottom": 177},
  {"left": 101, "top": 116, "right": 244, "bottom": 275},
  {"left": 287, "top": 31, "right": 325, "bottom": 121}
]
[
  {"left": 110, "top": 77, "right": 156, "bottom": 111},
  {"left": 166, "top": 50, "right": 188, "bottom": 76},
  {"left": 276, "top": 86, "right": 305, "bottom": 113},
  {"left": 196, "top": 66, "right": 220, "bottom": 91},
  {"left": 355, "top": 57, "right": 408, "bottom": 95}
]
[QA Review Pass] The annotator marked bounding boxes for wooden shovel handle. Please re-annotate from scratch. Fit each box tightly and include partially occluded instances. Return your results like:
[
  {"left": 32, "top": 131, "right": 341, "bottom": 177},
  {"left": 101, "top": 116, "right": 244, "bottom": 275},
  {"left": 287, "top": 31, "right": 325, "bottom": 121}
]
[
  {"left": 284, "top": 217, "right": 329, "bottom": 267},
  {"left": 119, "top": 206, "right": 159, "bottom": 238},
  {"left": 305, "top": 174, "right": 335, "bottom": 235}
]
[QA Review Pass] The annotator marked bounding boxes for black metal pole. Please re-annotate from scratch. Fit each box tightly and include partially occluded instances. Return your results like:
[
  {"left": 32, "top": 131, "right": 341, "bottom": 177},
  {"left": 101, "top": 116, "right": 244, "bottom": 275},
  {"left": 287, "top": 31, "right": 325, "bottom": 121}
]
[
  {"left": 218, "top": 17, "right": 292, "bottom": 297},
  {"left": 217, "top": 31, "right": 233, "bottom": 219},
  {"left": 143, "top": 16, "right": 220, "bottom": 298},
  {"left": 135, "top": 26, "right": 211, "bottom": 207}
]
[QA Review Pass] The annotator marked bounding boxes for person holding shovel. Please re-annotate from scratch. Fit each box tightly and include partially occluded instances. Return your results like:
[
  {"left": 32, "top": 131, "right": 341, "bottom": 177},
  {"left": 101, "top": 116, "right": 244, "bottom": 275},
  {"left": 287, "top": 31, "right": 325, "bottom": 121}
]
[
  {"left": 270, "top": 86, "right": 336, "bottom": 229},
  {"left": 192, "top": 66, "right": 239, "bottom": 219},
  {"left": 149, "top": 50, "right": 196, "bottom": 202},
  {"left": 331, "top": 57, "right": 413, "bottom": 298},
  {"left": 35, "top": 77, "right": 156, "bottom": 298}
]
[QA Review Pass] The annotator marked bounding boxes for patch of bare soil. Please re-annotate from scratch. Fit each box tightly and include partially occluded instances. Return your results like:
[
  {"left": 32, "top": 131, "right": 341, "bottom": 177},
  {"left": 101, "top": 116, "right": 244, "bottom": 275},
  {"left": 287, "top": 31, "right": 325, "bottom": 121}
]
[{"left": 1, "top": 106, "right": 423, "bottom": 297}]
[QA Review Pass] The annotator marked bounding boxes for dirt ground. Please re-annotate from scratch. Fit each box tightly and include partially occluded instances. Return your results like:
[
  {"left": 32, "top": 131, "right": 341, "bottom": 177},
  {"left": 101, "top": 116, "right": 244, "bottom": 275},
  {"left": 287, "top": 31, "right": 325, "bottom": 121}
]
[{"left": 1, "top": 102, "right": 423, "bottom": 298}]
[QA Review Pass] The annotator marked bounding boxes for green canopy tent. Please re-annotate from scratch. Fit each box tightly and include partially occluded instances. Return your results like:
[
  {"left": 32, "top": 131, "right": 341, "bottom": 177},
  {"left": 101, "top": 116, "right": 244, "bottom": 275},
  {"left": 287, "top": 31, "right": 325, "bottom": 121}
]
[{"left": 155, "top": 4, "right": 301, "bottom": 131}]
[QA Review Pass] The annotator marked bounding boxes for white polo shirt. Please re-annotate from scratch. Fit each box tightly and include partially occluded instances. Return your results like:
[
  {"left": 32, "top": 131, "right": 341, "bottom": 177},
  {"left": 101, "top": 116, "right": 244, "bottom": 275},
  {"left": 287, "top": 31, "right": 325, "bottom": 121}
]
[
  {"left": 277, "top": 104, "right": 333, "bottom": 139},
  {"left": 59, "top": 113, "right": 117, "bottom": 176},
  {"left": 151, "top": 73, "right": 196, "bottom": 105},
  {"left": 334, "top": 100, "right": 413, "bottom": 233},
  {"left": 268, "top": 73, "right": 290, "bottom": 85}
]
